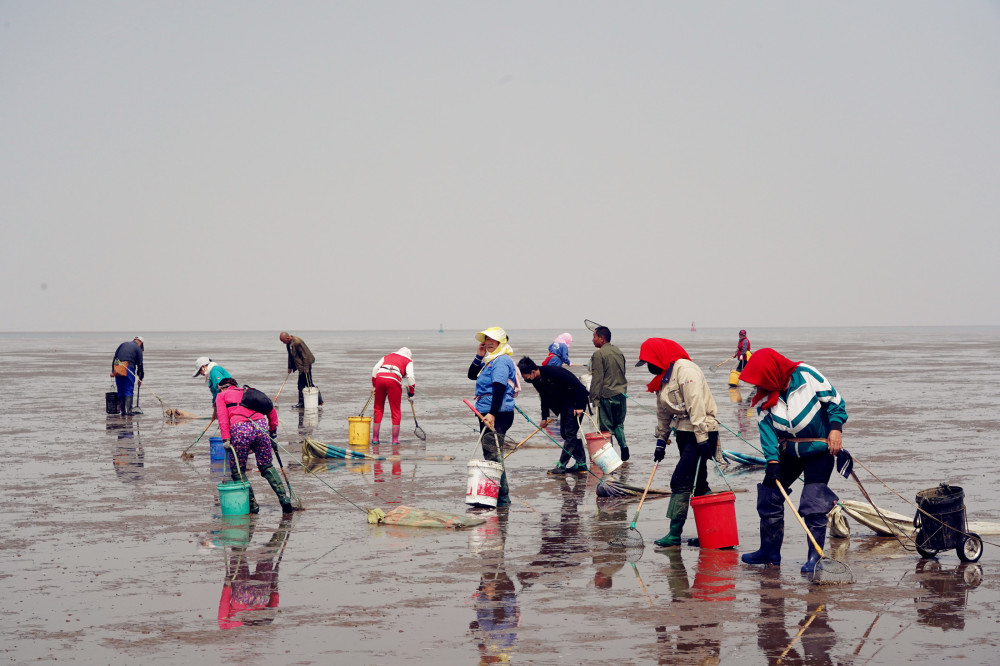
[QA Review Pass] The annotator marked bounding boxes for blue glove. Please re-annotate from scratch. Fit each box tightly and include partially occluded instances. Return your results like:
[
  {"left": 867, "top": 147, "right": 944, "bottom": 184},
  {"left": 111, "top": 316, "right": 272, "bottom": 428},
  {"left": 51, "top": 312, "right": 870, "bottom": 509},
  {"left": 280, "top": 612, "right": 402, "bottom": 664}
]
[
  {"left": 763, "top": 461, "right": 780, "bottom": 487},
  {"left": 653, "top": 439, "right": 667, "bottom": 462}
]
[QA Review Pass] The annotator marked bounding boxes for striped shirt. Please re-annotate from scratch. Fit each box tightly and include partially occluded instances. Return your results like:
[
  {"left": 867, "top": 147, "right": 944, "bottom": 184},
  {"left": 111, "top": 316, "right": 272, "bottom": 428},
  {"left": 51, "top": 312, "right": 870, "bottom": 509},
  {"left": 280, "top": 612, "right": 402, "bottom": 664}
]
[{"left": 756, "top": 364, "right": 847, "bottom": 462}]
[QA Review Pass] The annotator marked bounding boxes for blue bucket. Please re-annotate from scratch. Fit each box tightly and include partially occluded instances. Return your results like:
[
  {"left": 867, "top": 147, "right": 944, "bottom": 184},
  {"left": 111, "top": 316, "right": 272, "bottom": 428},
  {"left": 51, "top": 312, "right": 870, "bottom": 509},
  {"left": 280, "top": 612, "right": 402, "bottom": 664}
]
[
  {"left": 210, "top": 436, "right": 225, "bottom": 460},
  {"left": 217, "top": 480, "right": 251, "bottom": 516}
]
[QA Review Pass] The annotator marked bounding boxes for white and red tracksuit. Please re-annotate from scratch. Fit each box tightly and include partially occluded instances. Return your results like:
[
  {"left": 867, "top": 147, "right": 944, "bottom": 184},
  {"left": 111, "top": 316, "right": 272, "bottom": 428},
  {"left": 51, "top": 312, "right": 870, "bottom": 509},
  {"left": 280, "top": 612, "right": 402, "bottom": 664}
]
[{"left": 371, "top": 348, "right": 415, "bottom": 443}]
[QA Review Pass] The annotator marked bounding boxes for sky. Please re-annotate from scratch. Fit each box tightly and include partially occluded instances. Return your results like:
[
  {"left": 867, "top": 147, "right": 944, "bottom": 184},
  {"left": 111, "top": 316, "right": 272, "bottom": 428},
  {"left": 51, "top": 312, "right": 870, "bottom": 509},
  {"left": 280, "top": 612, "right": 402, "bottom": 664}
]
[{"left": 2, "top": 1, "right": 998, "bottom": 332}]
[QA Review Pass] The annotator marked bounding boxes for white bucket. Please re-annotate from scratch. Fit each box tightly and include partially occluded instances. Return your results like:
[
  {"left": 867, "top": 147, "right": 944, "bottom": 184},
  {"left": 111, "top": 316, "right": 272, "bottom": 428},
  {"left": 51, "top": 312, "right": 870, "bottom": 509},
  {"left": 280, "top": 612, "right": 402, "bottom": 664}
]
[
  {"left": 592, "top": 442, "right": 623, "bottom": 475},
  {"left": 302, "top": 387, "right": 320, "bottom": 412},
  {"left": 465, "top": 459, "right": 504, "bottom": 507}
]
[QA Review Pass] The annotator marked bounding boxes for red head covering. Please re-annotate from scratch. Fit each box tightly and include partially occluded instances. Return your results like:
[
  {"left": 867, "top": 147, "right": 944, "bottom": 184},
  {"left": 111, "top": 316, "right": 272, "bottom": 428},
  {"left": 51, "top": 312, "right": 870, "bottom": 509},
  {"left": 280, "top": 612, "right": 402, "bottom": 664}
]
[
  {"left": 740, "top": 348, "right": 801, "bottom": 411},
  {"left": 637, "top": 338, "right": 691, "bottom": 393}
]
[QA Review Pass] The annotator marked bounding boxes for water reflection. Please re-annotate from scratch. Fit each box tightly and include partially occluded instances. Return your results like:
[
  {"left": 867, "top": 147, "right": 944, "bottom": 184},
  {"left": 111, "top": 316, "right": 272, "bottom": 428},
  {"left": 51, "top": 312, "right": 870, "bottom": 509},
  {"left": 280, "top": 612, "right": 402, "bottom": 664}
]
[
  {"left": 371, "top": 443, "right": 403, "bottom": 506},
  {"left": 655, "top": 549, "right": 736, "bottom": 663},
  {"left": 218, "top": 516, "right": 293, "bottom": 629},
  {"left": 468, "top": 509, "right": 520, "bottom": 664},
  {"left": 109, "top": 418, "right": 145, "bottom": 483},
  {"left": 914, "top": 560, "right": 983, "bottom": 631},
  {"left": 517, "top": 475, "right": 587, "bottom": 587},
  {"left": 755, "top": 571, "right": 836, "bottom": 665}
]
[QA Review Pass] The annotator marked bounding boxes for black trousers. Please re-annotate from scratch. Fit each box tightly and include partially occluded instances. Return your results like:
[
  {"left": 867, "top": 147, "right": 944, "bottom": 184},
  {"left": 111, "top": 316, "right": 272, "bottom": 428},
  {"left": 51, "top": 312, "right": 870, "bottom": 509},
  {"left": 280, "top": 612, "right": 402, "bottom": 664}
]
[{"left": 669, "top": 430, "right": 718, "bottom": 495}]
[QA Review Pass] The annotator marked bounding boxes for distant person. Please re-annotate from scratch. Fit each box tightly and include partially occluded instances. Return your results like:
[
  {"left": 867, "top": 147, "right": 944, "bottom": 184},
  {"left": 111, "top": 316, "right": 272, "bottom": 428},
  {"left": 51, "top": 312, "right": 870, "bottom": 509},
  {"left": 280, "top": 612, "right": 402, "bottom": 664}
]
[
  {"left": 739, "top": 348, "right": 848, "bottom": 573},
  {"left": 589, "top": 326, "right": 629, "bottom": 461},
  {"left": 517, "top": 356, "right": 589, "bottom": 475},
  {"left": 371, "top": 347, "right": 416, "bottom": 445},
  {"left": 110, "top": 336, "right": 144, "bottom": 415},
  {"left": 193, "top": 356, "right": 233, "bottom": 420},
  {"left": 733, "top": 330, "right": 751, "bottom": 371},
  {"left": 279, "top": 332, "right": 323, "bottom": 408},
  {"left": 467, "top": 327, "right": 518, "bottom": 509},
  {"left": 542, "top": 332, "right": 573, "bottom": 367},
  {"left": 216, "top": 377, "right": 293, "bottom": 514},
  {"left": 636, "top": 338, "right": 719, "bottom": 548}
]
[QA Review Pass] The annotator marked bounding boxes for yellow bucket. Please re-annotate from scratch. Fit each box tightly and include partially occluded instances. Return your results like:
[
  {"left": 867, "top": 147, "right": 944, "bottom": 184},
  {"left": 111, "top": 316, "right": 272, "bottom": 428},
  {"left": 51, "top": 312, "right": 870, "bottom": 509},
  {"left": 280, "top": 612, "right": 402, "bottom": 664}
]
[
  {"left": 347, "top": 416, "right": 372, "bottom": 445},
  {"left": 728, "top": 369, "right": 741, "bottom": 386}
]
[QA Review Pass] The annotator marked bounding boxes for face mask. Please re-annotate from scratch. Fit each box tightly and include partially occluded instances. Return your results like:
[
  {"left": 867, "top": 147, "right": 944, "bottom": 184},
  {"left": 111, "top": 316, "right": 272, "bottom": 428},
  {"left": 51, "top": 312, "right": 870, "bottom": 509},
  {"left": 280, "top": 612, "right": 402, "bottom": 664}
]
[{"left": 647, "top": 363, "right": 663, "bottom": 375}]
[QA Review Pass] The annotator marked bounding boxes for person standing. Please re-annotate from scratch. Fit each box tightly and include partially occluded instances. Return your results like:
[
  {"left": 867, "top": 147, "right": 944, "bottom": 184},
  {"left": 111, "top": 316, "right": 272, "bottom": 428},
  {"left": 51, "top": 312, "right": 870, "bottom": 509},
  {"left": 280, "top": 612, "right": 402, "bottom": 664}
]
[
  {"left": 215, "top": 377, "right": 293, "bottom": 514},
  {"left": 542, "top": 332, "right": 573, "bottom": 367},
  {"left": 110, "top": 336, "right": 144, "bottom": 415},
  {"left": 589, "top": 326, "right": 629, "bottom": 461},
  {"left": 636, "top": 338, "right": 720, "bottom": 548},
  {"left": 371, "top": 347, "right": 416, "bottom": 445},
  {"left": 517, "top": 356, "right": 589, "bottom": 474},
  {"left": 738, "top": 348, "right": 847, "bottom": 573},
  {"left": 733, "top": 330, "right": 752, "bottom": 371},
  {"left": 193, "top": 356, "right": 233, "bottom": 420},
  {"left": 467, "top": 327, "right": 517, "bottom": 509},
  {"left": 279, "top": 332, "right": 323, "bottom": 408}
]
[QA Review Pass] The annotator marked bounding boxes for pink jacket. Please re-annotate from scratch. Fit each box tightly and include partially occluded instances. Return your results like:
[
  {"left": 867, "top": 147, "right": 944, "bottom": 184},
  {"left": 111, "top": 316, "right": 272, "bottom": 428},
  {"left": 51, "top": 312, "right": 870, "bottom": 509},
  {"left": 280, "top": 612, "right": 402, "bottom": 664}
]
[{"left": 215, "top": 386, "right": 278, "bottom": 439}]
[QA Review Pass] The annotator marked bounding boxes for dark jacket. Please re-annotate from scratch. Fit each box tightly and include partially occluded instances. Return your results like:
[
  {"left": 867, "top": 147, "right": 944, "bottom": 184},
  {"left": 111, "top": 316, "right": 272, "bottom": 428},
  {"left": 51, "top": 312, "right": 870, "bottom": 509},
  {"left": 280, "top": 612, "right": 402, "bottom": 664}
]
[
  {"left": 113, "top": 340, "right": 144, "bottom": 380},
  {"left": 529, "top": 366, "right": 589, "bottom": 420},
  {"left": 286, "top": 337, "right": 316, "bottom": 373}
]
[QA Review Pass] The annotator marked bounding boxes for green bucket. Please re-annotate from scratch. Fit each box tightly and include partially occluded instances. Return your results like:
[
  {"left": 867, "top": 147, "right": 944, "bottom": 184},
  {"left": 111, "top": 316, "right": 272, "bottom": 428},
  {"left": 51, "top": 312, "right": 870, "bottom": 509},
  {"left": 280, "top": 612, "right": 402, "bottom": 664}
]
[
  {"left": 212, "top": 515, "right": 252, "bottom": 547},
  {"left": 217, "top": 480, "right": 251, "bottom": 516}
]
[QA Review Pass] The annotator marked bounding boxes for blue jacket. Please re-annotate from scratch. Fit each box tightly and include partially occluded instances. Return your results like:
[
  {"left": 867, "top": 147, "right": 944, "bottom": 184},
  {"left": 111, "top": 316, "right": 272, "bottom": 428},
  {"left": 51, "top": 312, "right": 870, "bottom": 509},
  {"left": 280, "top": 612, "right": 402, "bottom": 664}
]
[
  {"left": 470, "top": 355, "right": 517, "bottom": 415},
  {"left": 545, "top": 342, "right": 570, "bottom": 367}
]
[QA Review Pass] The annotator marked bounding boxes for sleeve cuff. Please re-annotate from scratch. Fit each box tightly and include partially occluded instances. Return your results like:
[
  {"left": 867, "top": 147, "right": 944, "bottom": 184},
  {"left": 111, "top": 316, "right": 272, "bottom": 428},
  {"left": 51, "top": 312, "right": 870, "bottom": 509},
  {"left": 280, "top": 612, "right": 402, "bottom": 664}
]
[{"left": 829, "top": 422, "right": 843, "bottom": 432}]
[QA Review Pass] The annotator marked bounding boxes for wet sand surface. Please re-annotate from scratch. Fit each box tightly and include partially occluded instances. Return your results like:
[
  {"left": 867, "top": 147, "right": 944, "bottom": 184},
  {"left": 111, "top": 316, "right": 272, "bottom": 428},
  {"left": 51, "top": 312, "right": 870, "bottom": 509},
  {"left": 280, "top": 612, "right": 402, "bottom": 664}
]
[{"left": 2, "top": 327, "right": 999, "bottom": 664}]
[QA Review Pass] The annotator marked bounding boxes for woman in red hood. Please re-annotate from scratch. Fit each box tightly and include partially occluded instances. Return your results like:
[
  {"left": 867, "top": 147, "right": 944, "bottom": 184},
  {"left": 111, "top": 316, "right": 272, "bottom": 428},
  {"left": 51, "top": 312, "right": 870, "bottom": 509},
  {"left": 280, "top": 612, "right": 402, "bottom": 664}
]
[{"left": 636, "top": 338, "right": 720, "bottom": 548}]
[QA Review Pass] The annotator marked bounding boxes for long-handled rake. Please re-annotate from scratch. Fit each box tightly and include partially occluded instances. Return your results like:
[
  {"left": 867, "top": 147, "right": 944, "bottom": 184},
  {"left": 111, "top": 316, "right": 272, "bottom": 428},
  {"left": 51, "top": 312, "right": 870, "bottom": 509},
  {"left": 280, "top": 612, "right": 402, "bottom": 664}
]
[
  {"left": 609, "top": 461, "right": 660, "bottom": 549},
  {"left": 774, "top": 482, "right": 854, "bottom": 585},
  {"left": 709, "top": 357, "right": 735, "bottom": 373},
  {"left": 410, "top": 400, "right": 426, "bottom": 441},
  {"left": 271, "top": 435, "right": 303, "bottom": 510},
  {"left": 181, "top": 418, "right": 215, "bottom": 459}
]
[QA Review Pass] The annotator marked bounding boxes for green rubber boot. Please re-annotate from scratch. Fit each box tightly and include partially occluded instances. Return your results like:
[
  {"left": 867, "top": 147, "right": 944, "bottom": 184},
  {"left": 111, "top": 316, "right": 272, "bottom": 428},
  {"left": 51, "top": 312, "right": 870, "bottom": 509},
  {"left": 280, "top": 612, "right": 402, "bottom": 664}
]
[
  {"left": 262, "top": 465, "right": 294, "bottom": 513},
  {"left": 654, "top": 492, "right": 691, "bottom": 548}
]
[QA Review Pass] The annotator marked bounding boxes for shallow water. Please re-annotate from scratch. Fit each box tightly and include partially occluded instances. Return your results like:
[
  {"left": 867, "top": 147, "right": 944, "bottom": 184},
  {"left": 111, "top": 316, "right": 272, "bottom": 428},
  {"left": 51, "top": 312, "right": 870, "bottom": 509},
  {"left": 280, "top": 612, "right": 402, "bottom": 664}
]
[{"left": 2, "top": 327, "right": 999, "bottom": 664}]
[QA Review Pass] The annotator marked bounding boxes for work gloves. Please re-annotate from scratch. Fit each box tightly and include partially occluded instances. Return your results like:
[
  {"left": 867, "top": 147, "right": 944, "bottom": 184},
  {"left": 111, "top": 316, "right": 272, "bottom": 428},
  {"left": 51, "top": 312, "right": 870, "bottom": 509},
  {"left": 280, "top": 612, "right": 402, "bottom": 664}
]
[
  {"left": 653, "top": 438, "right": 668, "bottom": 462},
  {"left": 407, "top": 387, "right": 415, "bottom": 402},
  {"left": 222, "top": 438, "right": 233, "bottom": 452},
  {"left": 763, "top": 461, "right": 780, "bottom": 487}
]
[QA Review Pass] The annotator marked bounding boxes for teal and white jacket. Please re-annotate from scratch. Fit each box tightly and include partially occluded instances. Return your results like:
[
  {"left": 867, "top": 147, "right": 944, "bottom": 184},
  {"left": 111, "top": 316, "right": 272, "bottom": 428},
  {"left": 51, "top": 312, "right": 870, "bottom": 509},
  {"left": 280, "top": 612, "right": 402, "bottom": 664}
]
[{"left": 756, "top": 364, "right": 847, "bottom": 462}]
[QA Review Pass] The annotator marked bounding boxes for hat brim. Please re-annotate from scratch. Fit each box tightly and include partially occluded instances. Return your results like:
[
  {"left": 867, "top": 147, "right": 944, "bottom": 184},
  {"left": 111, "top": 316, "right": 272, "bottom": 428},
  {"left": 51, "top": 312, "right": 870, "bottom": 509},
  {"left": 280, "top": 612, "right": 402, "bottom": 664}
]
[
  {"left": 192, "top": 368, "right": 203, "bottom": 378},
  {"left": 635, "top": 360, "right": 647, "bottom": 367}
]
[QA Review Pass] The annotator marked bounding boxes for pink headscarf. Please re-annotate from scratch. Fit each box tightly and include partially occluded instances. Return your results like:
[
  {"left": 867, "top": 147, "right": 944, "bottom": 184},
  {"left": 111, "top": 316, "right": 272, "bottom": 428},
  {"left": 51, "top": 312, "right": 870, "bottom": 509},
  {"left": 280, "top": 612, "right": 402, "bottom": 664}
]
[{"left": 554, "top": 332, "right": 573, "bottom": 346}]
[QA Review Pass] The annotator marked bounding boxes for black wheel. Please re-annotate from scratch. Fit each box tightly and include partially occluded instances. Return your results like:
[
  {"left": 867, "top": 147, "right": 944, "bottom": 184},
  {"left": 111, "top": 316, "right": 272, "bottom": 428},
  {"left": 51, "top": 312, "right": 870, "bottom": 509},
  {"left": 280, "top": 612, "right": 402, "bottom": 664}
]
[
  {"left": 916, "top": 545, "right": 938, "bottom": 559},
  {"left": 958, "top": 533, "right": 983, "bottom": 563}
]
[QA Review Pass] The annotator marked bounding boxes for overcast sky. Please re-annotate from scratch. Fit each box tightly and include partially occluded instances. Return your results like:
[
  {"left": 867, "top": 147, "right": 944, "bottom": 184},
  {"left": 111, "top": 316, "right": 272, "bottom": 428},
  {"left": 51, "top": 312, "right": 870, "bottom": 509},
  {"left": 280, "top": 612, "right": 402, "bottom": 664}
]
[{"left": 2, "top": 1, "right": 998, "bottom": 332}]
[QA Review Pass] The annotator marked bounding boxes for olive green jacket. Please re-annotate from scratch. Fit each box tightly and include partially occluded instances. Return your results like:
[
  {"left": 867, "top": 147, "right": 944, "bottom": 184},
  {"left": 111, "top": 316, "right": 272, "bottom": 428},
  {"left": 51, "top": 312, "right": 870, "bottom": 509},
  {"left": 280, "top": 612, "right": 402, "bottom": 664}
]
[
  {"left": 589, "top": 343, "right": 627, "bottom": 402},
  {"left": 286, "top": 337, "right": 316, "bottom": 373}
]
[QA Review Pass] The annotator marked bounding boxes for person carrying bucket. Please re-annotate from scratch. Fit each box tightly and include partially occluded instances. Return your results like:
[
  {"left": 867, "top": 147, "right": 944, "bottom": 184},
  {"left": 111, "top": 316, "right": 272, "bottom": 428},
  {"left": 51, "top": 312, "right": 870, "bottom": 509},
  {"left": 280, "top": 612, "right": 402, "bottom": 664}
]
[
  {"left": 279, "top": 332, "right": 323, "bottom": 408},
  {"left": 215, "top": 377, "right": 294, "bottom": 514},
  {"left": 370, "top": 347, "right": 416, "bottom": 445},
  {"left": 589, "top": 326, "right": 629, "bottom": 461},
  {"left": 636, "top": 338, "right": 720, "bottom": 548},
  {"left": 110, "top": 336, "right": 144, "bottom": 415},
  {"left": 732, "top": 330, "right": 751, "bottom": 371},
  {"left": 738, "top": 348, "right": 848, "bottom": 573},
  {"left": 542, "top": 332, "right": 573, "bottom": 367},
  {"left": 516, "top": 356, "right": 589, "bottom": 475},
  {"left": 467, "top": 327, "right": 518, "bottom": 509}
]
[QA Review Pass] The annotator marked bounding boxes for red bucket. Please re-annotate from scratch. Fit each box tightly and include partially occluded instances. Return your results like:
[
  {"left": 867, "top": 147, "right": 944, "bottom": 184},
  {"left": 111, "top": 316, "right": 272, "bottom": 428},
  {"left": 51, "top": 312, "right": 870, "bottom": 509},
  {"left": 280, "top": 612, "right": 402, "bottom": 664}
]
[{"left": 691, "top": 491, "right": 739, "bottom": 549}]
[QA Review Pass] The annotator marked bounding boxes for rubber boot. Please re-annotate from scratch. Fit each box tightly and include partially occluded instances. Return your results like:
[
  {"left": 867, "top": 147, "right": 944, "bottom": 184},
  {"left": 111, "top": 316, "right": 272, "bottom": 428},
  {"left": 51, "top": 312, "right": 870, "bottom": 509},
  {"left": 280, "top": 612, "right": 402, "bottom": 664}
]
[
  {"left": 801, "top": 523, "right": 825, "bottom": 574},
  {"left": 654, "top": 492, "right": 690, "bottom": 547},
  {"left": 548, "top": 448, "right": 573, "bottom": 475},
  {"left": 117, "top": 396, "right": 126, "bottom": 415},
  {"left": 620, "top": 445, "right": 630, "bottom": 462},
  {"left": 741, "top": 484, "right": 784, "bottom": 565},
  {"left": 372, "top": 421, "right": 381, "bottom": 445},
  {"left": 230, "top": 465, "right": 259, "bottom": 513},
  {"left": 262, "top": 465, "right": 294, "bottom": 514},
  {"left": 798, "top": 483, "right": 838, "bottom": 573},
  {"left": 124, "top": 396, "right": 134, "bottom": 416},
  {"left": 391, "top": 424, "right": 400, "bottom": 445}
]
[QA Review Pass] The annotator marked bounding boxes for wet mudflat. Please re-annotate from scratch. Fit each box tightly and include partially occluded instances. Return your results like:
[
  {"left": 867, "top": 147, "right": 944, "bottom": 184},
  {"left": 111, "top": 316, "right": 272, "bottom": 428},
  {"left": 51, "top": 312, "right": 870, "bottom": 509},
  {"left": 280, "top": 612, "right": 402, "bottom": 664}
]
[{"left": 2, "top": 327, "right": 999, "bottom": 664}]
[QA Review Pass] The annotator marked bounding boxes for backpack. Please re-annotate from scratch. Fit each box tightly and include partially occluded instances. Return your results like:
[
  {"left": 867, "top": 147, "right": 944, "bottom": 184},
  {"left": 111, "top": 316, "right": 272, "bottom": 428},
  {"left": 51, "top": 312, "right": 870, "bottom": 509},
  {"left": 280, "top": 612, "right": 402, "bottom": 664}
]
[{"left": 237, "top": 385, "right": 274, "bottom": 415}]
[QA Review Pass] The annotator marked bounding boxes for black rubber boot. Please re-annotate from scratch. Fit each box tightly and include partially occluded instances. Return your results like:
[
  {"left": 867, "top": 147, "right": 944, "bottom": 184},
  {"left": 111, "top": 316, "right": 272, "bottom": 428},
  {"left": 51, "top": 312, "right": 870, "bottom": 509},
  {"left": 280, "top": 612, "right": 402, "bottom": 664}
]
[
  {"left": 620, "top": 445, "right": 630, "bottom": 462},
  {"left": 117, "top": 396, "right": 127, "bottom": 415},
  {"left": 262, "top": 465, "right": 294, "bottom": 513},
  {"left": 124, "top": 396, "right": 134, "bottom": 416},
  {"left": 742, "top": 484, "right": 784, "bottom": 565},
  {"left": 801, "top": 522, "right": 825, "bottom": 573}
]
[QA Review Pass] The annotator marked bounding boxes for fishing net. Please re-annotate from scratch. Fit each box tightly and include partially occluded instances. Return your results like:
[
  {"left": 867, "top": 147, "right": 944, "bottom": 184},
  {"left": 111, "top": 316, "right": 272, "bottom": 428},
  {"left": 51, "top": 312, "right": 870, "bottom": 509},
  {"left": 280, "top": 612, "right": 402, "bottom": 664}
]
[
  {"left": 811, "top": 558, "right": 854, "bottom": 585},
  {"left": 375, "top": 505, "right": 487, "bottom": 529},
  {"left": 584, "top": 319, "right": 604, "bottom": 332},
  {"left": 609, "top": 526, "right": 644, "bottom": 550}
]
